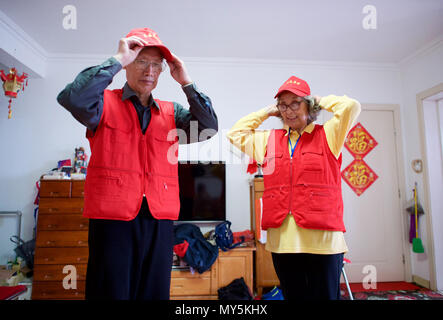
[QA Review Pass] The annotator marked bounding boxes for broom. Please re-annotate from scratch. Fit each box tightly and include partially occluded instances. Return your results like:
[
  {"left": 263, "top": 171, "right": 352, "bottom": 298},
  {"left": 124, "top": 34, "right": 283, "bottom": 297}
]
[{"left": 412, "top": 183, "right": 425, "bottom": 253}]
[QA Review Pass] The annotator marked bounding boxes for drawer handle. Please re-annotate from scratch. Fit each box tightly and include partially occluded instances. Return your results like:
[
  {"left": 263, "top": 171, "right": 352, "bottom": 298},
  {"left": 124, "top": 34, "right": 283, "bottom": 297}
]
[
  {"left": 78, "top": 240, "right": 84, "bottom": 245},
  {"left": 45, "top": 241, "right": 55, "bottom": 245},
  {"left": 79, "top": 224, "right": 85, "bottom": 228},
  {"left": 50, "top": 192, "right": 59, "bottom": 196},
  {"left": 44, "top": 274, "right": 52, "bottom": 279},
  {"left": 47, "top": 224, "right": 53, "bottom": 228},
  {"left": 48, "top": 208, "right": 59, "bottom": 212}
]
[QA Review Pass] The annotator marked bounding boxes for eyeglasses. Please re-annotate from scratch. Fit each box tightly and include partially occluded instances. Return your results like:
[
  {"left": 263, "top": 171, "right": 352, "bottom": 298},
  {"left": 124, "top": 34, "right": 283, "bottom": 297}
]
[
  {"left": 133, "top": 60, "right": 165, "bottom": 73},
  {"left": 277, "top": 98, "right": 305, "bottom": 112}
]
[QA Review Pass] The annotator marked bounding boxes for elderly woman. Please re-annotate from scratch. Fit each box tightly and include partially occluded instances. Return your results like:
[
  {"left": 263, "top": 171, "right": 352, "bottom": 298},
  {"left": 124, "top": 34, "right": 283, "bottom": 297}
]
[{"left": 227, "top": 76, "right": 361, "bottom": 300}]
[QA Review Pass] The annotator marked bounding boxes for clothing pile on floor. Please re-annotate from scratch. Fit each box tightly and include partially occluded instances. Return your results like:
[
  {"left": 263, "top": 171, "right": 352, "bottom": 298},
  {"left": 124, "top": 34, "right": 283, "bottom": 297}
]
[{"left": 173, "top": 221, "right": 254, "bottom": 273}]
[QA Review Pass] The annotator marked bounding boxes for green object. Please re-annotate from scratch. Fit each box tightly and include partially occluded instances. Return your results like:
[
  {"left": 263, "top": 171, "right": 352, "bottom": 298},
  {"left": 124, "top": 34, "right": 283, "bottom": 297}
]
[
  {"left": 412, "top": 237, "right": 425, "bottom": 253},
  {"left": 412, "top": 184, "right": 424, "bottom": 253}
]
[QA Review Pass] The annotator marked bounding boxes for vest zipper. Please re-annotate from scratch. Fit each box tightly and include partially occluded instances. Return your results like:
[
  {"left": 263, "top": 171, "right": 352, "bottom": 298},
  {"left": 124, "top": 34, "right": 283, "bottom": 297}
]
[
  {"left": 142, "top": 135, "right": 147, "bottom": 198},
  {"left": 289, "top": 156, "right": 293, "bottom": 215},
  {"left": 142, "top": 113, "right": 150, "bottom": 198},
  {"left": 288, "top": 131, "right": 295, "bottom": 215}
]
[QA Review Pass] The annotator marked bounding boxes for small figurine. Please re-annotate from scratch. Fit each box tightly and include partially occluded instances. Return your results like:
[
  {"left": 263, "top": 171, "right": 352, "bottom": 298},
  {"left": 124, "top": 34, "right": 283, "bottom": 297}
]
[{"left": 74, "top": 147, "right": 88, "bottom": 173}]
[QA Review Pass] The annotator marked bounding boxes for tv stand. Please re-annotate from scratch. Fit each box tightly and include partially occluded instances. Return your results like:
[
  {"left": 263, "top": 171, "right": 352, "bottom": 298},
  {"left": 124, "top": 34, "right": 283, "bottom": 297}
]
[{"left": 170, "top": 244, "right": 255, "bottom": 300}]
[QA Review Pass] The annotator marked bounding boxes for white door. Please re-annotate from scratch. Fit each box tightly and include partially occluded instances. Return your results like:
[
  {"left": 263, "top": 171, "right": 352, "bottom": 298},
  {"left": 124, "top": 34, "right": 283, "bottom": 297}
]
[{"left": 332, "top": 108, "right": 405, "bottom": 283}]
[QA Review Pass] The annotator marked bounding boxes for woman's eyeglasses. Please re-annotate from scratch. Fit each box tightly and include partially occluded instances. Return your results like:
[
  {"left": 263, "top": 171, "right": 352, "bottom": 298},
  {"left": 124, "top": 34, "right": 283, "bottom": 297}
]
[{"left": 277, "top": 98, "right": 305, "bottom": 112}]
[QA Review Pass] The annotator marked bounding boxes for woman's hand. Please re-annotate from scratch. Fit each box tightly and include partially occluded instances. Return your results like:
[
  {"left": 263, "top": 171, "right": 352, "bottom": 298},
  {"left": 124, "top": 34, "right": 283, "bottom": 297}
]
[
  {"left": 266, "top": 103, "right": 280, "bottom": 117},
  {"left": 313, "top": 95, "right": 322, "bottom": 106}
]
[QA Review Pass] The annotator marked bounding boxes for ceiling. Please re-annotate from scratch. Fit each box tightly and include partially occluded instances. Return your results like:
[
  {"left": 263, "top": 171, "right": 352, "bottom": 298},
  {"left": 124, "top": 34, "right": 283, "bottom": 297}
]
[{"left": 1, "top": 0, "right": 443, "bottom": 63}]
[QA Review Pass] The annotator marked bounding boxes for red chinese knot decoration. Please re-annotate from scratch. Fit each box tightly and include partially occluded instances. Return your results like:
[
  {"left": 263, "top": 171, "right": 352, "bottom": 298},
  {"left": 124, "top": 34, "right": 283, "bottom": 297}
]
[{"left": 1, "top": 67, "right": 28, "bottom": 119}]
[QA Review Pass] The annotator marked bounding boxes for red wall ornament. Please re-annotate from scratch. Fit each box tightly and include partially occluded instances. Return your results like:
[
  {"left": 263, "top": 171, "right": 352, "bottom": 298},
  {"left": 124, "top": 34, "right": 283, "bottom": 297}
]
[
  {"left": 1, "top": 67, "right": 28, "bottom": 119},
  {"left": 344, "top": 122, "right": 378, "bottom": 159},
  {"left": 341, "top": 159, "right": 378, "bottom": 196},
  {"left": 342, "top": 122, "right": 379, "bottom": 196}
]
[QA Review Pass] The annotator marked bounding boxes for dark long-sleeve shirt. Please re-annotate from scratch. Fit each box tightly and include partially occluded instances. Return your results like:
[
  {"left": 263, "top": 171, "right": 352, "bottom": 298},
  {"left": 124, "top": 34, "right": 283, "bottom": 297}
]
[{"left": 57, "top": 57, "right": 218, "bottom": 143}]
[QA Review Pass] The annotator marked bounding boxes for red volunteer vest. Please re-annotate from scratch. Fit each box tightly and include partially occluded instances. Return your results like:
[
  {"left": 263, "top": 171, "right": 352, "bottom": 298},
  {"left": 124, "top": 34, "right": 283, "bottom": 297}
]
[
  {"left": 83, "top": 89, "right": 180, "bottom": 221},
  {"left": 261, "top": 125, "right": 345, "bottom": 232}
]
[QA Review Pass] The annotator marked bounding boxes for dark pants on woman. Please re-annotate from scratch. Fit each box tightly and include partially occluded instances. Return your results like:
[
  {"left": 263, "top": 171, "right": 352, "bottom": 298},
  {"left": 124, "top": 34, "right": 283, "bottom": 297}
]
[
  {"left": 271, "top": 252, "right": 344, "bottom": 300},
  {"left": 85, "top": 199, "right": 174, "bottom": 300}
]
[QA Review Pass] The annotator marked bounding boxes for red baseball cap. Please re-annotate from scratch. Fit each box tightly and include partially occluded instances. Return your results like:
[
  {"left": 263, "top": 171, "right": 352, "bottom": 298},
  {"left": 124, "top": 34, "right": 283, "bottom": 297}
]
[
  {"left": 274, "top": 76, "right": 311, "bottom": 98},
  {"left": 125, "top": 28, "right": 173, "bottom": 62}
]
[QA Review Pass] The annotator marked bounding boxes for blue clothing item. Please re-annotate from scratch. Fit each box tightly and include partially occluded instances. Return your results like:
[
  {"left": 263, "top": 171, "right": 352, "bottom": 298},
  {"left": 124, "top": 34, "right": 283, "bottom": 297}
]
[
  {"left": 215, "top": 220, "right": 243, "bottom": 251},
  {"left": 174, "top": 223, "right": 218, "bottom": 274},
  {"left": 262, "top": 286, "right": 284, "bottom": 300}
]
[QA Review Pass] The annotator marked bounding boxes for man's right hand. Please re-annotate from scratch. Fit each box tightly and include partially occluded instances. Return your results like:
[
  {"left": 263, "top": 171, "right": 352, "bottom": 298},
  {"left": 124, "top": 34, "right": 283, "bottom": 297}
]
[{"left": 113, "top": 36, "right": 146, "bottom": 68}]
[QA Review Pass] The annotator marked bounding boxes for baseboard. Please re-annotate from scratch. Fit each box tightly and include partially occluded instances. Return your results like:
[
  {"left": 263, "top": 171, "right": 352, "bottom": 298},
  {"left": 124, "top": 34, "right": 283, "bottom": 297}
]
[{"left": 412, "top": 275, "right": 430, "bottom": 289}]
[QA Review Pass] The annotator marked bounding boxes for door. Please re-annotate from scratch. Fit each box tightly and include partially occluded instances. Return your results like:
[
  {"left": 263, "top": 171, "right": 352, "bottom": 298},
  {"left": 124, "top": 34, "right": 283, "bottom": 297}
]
[{"left": 338, "top": 108, "right": 405, "bottom": 283}]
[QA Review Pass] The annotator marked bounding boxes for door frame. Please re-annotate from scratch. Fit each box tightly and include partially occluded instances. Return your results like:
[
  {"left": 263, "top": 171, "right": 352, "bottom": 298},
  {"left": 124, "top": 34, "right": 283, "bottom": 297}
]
[
  {"left": 359, "top": 103, "right": 410, "bottom": 283},
  {"left": 416, "top": 82, "right": 443, "bottom": 291}
]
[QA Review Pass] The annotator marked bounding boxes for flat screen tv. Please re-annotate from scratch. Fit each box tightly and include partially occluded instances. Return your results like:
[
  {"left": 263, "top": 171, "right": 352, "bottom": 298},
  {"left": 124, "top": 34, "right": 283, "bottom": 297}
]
[{"left": 177, "top": 161, "right": 226, "bottom": 222}]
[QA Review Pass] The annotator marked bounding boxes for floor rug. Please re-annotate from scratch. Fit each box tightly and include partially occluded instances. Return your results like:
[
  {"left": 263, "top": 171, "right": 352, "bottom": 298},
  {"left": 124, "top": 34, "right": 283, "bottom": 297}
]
[
  {"left": 340, "top": 282, "right": 443, "bottom": 300},
  {"left": 341, "top": 281, "right": 422, "bottom": 292}
]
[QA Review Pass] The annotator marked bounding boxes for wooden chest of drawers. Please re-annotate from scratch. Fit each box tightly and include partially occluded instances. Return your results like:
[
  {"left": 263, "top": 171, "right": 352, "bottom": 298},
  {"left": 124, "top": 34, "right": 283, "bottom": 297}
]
[{"left": 32, "top": 179, "right": 88, "bottom": 300}]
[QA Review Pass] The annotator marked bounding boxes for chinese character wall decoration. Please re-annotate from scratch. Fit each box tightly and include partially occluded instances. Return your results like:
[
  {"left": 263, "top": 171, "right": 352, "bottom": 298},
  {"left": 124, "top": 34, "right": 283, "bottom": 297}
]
[{"left": 342, "top": 122, "right": 378, "bottom": 196}]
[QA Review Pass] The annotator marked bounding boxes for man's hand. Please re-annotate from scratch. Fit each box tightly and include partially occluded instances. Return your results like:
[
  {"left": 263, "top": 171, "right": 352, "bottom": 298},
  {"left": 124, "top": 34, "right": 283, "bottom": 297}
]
[
  {"left": 113, "top": 36, "right": 146, "bottom": 68},
  {"left": 167, "top": 53, "right": 192, "bottom": 86}
]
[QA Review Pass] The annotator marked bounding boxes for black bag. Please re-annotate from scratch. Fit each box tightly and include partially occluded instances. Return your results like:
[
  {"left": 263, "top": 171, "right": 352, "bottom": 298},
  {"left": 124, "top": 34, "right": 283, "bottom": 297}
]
[
  {"left": 218, "top": 277, "right": 253, "bottom": 300},
  {"left": 10, "top": 236, "right": 35, "bottom": 270},
  {"left": 215, "top": 221, "right": 243, "bottom": 251}
]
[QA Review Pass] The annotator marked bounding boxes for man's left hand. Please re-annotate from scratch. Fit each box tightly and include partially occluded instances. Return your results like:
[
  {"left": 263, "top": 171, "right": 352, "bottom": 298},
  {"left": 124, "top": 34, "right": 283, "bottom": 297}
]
[{"left": 167, "top": 53, "right": 193, "bottom": 87}]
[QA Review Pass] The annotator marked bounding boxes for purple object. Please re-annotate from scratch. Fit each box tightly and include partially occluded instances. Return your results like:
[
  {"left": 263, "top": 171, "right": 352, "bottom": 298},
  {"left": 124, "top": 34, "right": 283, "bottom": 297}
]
[{"left": 409, "top": 214, "right": 416, "bottom": 243}]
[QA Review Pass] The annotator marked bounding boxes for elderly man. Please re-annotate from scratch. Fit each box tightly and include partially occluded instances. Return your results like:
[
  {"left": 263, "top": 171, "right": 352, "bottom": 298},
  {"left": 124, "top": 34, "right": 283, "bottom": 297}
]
[{"left": 57, "top": 28, "right": 218, "bottom": 300}]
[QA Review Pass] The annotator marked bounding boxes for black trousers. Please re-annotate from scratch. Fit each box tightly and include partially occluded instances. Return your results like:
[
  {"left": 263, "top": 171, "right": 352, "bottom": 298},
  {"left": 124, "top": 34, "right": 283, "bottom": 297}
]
[
  {"left": 271, "top": 252, "right": 344, "bottom": 300},
  {"left": 85, "top": 199, "right": 174, "bottom": 300}
]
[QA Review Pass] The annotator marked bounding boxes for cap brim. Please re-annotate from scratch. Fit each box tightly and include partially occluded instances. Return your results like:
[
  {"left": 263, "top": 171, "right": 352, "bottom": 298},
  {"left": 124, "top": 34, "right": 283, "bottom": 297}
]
[
  {"left": 274, "top": 88, "right": 309, "bottom": 99},
  {"left": 139, "top": 43, "right": 173, "bottom": 62},
  {"left": 155, "top": 45, "right": 174, "bottom": 62}
]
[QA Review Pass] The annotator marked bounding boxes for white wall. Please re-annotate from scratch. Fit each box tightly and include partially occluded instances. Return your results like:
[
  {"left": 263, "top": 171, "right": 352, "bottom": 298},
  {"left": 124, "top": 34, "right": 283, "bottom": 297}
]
[
  {"left": 0, "top": 52, "right": 404, "bottom": 263},
  {"left": 399, "top": 41, "right": 443, "bottom": 284}
]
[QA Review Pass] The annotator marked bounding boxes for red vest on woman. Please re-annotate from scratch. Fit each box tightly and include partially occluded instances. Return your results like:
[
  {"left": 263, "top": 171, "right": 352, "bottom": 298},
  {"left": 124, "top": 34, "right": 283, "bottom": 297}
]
[
  {"left": 261, "top": 125, "right": 345, "bottom": 232},
  {"left": 83, "top": 89, "right": 180, "bottom": 221}
]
